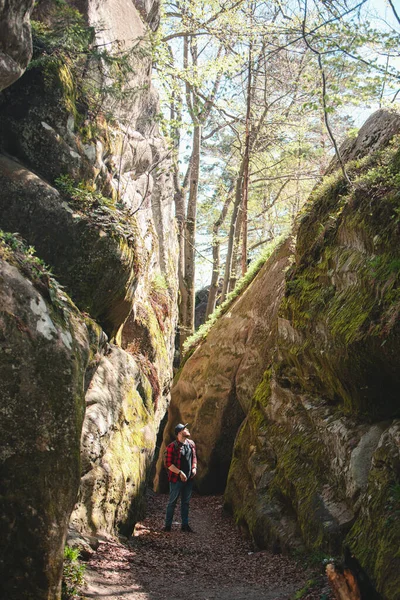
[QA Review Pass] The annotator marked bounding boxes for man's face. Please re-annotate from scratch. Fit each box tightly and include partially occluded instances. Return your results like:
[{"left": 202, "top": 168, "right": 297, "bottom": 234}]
[{"left": 181, "top": 427, "right": 190, "bottom": 438}]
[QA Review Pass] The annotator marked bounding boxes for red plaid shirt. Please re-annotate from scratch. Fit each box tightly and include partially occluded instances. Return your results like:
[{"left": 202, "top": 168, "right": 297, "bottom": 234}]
[{"left": 165, "top": 439, "right": 197, "bottom": 483}]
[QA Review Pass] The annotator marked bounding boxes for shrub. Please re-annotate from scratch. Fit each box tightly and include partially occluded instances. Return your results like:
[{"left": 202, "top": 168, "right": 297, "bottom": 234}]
[{"left": 62, "top": 546, "right": 86, "bottom": 600}]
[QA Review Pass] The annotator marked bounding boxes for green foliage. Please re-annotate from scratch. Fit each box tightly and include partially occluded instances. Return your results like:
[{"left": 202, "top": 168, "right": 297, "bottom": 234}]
[
  {"left": 156, "top": 0, "right": 400, "bottom": 301},
  {"left": 182, "top": 237, "right": 283, "bottom": 356},
  {"left": 0, "top": 232, "right": 44, "bottom": 279},
  {"left": 54, "top": 175, "right": 140, "bottom": 253},
  {"left": 0, "top": 230, "right": 70, "bottom": 314},
  {"left": 290, "top": 579, "right": 318, "bottom": 600},
  {"left": 62, "top": 546, "right": 86, "bottom": 600},
  {"left": 55, "top": 175, "right": 116, "bottom": 210},
  {"left": 29, "top": 0, "right": 148, "bottom": 121},
  {"left": 151, "top": 273, "right": 169, "bottom": 292},
  {"left": 30, "top": 5, "right": 94, "bottom": 68}
]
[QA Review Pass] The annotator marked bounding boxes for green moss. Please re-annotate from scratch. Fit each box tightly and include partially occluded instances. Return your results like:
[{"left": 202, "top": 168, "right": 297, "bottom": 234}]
[
  {"left": 290, "top": 579, "right": 318, "bottom": 600},
  {"left": 29, "top": 5, "right": 94, "bottom": 124},
  {"left": 55, "top": 175, "right": 139, "bottom": 250},
  {"left": 269, "top": 428, "right": 328, "bottom": 550},
  {"left": 253, "top": 368, "right": 272, "bottom": 408},
  {"left": 226, "top": 384, "right": 342, "bottom": 555},
  {"left": 0, "top": 230, "right": 84, "bottom": 331},
  {"left": 182, "top": 237, "right": 284, "bottom": 357},
  {"left": 87, "top": 379, "right": 157, "bottom": 535},
  {"left": 137, "top": 301, "right": 169, "bottom": 366},
  {"left": 328, "top": 283, "right": 375, "bottom": 345},
  {"left": 279, "top": 135, "right": 400, "bottom": 417},
  {"left": 345, "top": 441, "right": 400, "bottom": 600}
]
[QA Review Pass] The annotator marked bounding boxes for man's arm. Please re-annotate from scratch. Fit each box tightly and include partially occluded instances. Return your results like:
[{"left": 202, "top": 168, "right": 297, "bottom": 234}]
[
  {"left": 168, "top": 463, "right": 187, "bottom": 481},
  {"left": 165, "top": 443, "right": 187, "bottom": 481},
  {"left": 191, "top": 441, "right": 197, "bottom": 477}
]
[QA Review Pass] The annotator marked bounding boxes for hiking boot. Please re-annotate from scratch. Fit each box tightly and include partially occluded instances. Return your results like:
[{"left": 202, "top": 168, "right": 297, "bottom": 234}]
[
  {"left": 181, "top": 524, "right": 195, "bottom": 533},
  {"left": 162, "top": 525, "right": 171, "bottom": 532}
]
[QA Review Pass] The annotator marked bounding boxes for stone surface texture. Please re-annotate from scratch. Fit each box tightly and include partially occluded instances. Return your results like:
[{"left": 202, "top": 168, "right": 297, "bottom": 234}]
[
  {"left": 0, "top": 0, "right": 34, "bottom": 91},
  {"left": 71, "top": 345, "right": 166, "bottom": 536},
  {"left": 155, "top": 238, "right": 294, "bottom": 494},
  {"left": 162, "top": 109, "right": 400, "bottom": 599},
  {"left": 0, "top": 0, "right": 178, "bottom": 598},
  {"left": 0, "top": 257, "right": 93, "bottom": 600}
]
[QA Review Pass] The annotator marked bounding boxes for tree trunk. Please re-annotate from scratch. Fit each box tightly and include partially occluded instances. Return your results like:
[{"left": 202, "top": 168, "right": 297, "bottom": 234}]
[
  {"left": 180, "top": 124, "right": 201, "bottom": 349},
  {"left": 174, "top": 174, "right": 188, "bottom": 349},
  {"left": 221, "top": 161, "right": 245, "bottom": 302},
  {"left": 229, "top": 207, "right": 243, "bottom": 293},
  {"left": 241, "top": 39, "right": 253, "bottom": 276},
  {"left": 326, "top": 564, "right": 361, "bottom": 600},
  {"left": 205, "top": 193, "right": 232, "bottom": 319}
]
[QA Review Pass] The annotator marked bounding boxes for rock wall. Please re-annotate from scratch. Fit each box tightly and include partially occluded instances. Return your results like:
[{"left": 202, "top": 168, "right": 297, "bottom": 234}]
[
  {"left": 155, "top": 237, "right": 294, "bottom": 493},
  {"left": 0, "top": 0, "right": 34, "bottom": 91},
  {"left": 0, "top": 237, "right": 98, "bottom": 599},
  {"left": 162, "top": 110, "right": 400, "bottom": 599},
  {"left": 0, "top": 0, "right": 178, "bottom": 598}
]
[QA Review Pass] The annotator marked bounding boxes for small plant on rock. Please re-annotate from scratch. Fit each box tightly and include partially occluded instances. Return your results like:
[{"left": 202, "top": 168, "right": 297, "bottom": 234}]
[
  {"left": 55, "top": 174, "right": 115, "bottom": 210},
  {"left": 29, "top": 0, "right": 150, "bottom": 122},
  {"left": 62, "top": 546, "right": 86, "bottom": 600}
]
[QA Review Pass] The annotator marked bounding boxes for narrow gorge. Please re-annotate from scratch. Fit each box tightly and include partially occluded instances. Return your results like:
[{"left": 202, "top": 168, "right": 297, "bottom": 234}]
[{"left": 0, "top": 1, "right": 399, "bottom": 600}]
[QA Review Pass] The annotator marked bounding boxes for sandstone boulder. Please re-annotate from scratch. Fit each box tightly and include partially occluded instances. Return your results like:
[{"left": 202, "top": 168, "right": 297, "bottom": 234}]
[
  {"left": 154, "top": 238, "right": 294, "bottom": 493},
  {"left": 0, "top": 3, "right": 178, "bottom": 595},
  {"left": 71, "top": 346, "right": 158, "bottom": 536},
  {"left": 227, "top": 110, "right": 400, "bottom": 597},
  {"left": 0, "top": 0, "right": 34, "bottom": 91},
  {"left": 167, "top": 110, "right": 400, "bottom": 599},
  {"left": 0, "top": 249, "right": 94, "bottom": 600},
  {"left": 0, "top": 155, "right": 138, "bottom": 338}
]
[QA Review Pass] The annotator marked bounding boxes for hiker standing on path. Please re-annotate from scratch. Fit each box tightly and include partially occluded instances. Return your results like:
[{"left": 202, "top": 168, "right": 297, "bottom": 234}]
[{"left": 163, "top": 423, "right": 197, "bottom": 532}]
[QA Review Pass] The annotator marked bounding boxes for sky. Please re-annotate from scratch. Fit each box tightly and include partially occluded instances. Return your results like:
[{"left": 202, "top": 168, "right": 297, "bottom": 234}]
[{"left": 153, "top": 0, "right": 400, "bottom": 290}]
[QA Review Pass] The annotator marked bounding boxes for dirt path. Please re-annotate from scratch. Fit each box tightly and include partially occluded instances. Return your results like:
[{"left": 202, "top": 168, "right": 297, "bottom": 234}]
[{"left": 84, "top": 492, "right": 333, "bottom": 600}]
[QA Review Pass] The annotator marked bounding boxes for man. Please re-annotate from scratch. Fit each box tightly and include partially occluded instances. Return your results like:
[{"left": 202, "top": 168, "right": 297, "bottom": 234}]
[{"left": 163, "top": 423, "right": 197, "bottom": 532}]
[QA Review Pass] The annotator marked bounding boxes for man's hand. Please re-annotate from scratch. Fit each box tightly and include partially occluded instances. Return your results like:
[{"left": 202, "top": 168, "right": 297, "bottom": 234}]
[
  {"left": 179, "top": 471, "right": 188, "bottom": 482},
  {"left": 191, "top": 467, "right": 197, "bottom": 478}
]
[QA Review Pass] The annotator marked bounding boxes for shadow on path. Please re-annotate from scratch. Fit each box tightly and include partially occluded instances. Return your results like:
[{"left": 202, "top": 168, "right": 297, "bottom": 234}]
[{"left": 85, "top": 492, "right": 333, "bottom": 600}]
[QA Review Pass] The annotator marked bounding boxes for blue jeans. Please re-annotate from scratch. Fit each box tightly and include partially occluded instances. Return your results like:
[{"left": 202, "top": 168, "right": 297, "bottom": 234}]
[{"left": 165, "top": 479, "right": 193, "bottom": 527}]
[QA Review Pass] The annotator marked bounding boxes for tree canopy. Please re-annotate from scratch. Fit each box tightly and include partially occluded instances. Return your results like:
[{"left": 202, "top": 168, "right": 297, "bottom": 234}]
[{"left": 151, "top": 0, "right": 400, "bottom": 351}]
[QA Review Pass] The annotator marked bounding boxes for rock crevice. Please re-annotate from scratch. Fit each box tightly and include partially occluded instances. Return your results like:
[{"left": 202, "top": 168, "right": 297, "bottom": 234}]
[{"left": 162, "top": 110, "right": 400, "bottom": 599}]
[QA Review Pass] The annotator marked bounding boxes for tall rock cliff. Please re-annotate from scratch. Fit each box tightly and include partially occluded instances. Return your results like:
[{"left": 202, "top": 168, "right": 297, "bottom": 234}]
[
  {"left": 158, "top": 110, "right": 400, "bottom": 599},
  {"left": 0, "top": 1, "right": 178, "bottom": 598}
]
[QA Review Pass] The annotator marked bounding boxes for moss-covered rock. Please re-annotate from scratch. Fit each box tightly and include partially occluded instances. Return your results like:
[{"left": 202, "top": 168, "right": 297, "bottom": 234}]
[
  {"left": 225, "top": 370, "right": 357, "bottom": 555},
  {"left": 154, "top": 237, "right": 294, "bottom": 494},
  {"left": 227, "top": 111, "right": 400, "bottom": 598},
  {"left": 71, "top": 347, "right": 158, "bottom": 536},
  {"left": 0, "top": 154, "right": 138, "bottom": 338},
  {"left": 169, "top": 110, "right": 400, "bottom": 599},
  {"left": 280, "top": 130, "right": 400, "bottom": 419},
  {"left": 0, "top": 243, "right": 94, "bottom": 600},
  {"left": 0, "top": 2, "right": 178, "bottom": 595},
  {"left": 0, "top": 64, "right": 95, "bottom": 184},
  {"left": 345, "top": 421, "right": 400, "bottom": 599}
]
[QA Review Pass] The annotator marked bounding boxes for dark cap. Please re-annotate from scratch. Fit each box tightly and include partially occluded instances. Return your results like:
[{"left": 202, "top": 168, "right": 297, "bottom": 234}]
[{"left": 174, "top": 423, "right": 189, "bottom": 436}]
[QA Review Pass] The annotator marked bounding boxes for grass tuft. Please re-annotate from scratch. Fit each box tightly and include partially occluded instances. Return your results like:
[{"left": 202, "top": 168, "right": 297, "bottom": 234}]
[{"left": 182, "top": 237, "right": 283, "bottom": 357}]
